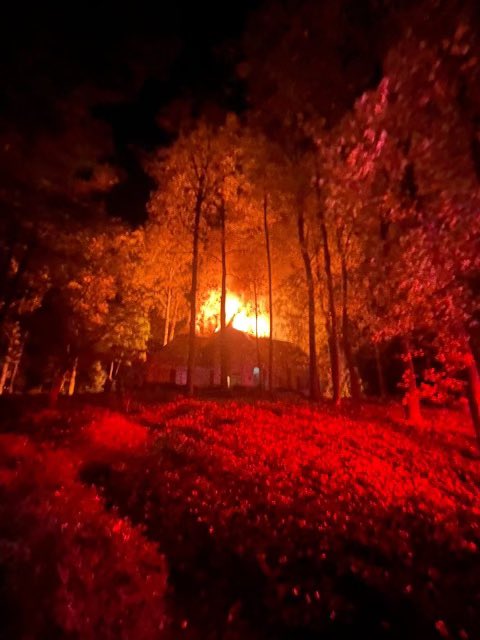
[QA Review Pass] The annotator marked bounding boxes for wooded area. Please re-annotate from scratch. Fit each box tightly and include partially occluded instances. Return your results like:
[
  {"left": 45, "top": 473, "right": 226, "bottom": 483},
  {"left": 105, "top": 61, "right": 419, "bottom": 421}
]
[
  {"left": 1, "top": 0, "right": 479, "bottom": 441},
  {"left": 1, "top": 2, "right": 480, "bottom": 638}
]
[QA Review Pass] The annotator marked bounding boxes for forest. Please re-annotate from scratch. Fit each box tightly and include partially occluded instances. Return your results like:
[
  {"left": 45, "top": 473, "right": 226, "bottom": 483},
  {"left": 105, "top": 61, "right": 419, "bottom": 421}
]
[
  {"left": 1, "top": 0, "right": 480, "bottom": 638},
  {"left": 1, "top": 1, "right": 480, "bottom": 433}
]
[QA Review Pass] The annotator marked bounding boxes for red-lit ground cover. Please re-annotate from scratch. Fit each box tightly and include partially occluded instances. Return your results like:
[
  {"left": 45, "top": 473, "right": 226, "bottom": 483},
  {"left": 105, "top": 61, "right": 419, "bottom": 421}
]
[{"left": 1, "top": 398, "right": 479, "bottom": 639}]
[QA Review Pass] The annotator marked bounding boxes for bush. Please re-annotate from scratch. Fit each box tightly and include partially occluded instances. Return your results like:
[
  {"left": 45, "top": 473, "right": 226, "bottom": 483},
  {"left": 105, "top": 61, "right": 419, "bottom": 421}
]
[
  {"left": 0, "top": 437, "right": 167, "bottom": 639},
  {"left": 86, "top": 360, "right": 108, "bottom": 393},
  {"left": 84, "top": 412, "right": 149, "bottom": 450}
]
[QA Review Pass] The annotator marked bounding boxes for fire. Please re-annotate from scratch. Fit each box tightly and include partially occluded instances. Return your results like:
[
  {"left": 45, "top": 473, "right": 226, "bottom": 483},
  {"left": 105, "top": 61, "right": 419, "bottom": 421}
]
[{"left": 198, "top": 290, "right": 270, "bottom": 337}]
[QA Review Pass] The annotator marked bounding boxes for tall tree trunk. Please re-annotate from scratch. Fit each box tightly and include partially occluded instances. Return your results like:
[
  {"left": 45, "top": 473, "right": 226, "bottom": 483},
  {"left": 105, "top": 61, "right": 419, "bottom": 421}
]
[
  {"left": 163, "top": 287, "right": 172, "bottom": 347},
  {"left": 297, "top": 206, "right": 321, "bottom": 400},
  {"left": 220, "top": 203, "right": 228, "bottom": 389},
  {"left": 263, "top": 193, "right": 274, "bottom": 393},
  {"left": 464, "top": 340, "right": 480, "bottom": 449},
  {"left": 187, "top": 190, "right": 204, "bottom": 396},
  {"left": 0, "top": 245, "right": 33, "bottom": 329},
  {"left": 374, "top": 343, "right": 387, "bottom": 399},
  {"left": 403, "top": 337, "right": 422, "bottom": 425},
  {"left": 314, "top": 176, "right": 340, "bottom": 404},
  {"left": 341, "top": 258, "right": 361, "bottom": 402},
  {"left": 68, "top": 357, "right": 78, "bottom": 396},
  {"left": 114, "top": 359, "right": 122, "bottom": 378},
  {"left": 8, "top": 358, "right": 19, "bottom": 394},
  {"left": 8, "top": 333, "right": 26, "bottom": 394},
  {"left": 254, "top": 278, "right": 262, "bottom": 388},
  {"left": 169, "top": 296, "right": 178, "bottom": 343},
  {"left": 0, "top": 237, "right": 15, "bottom": 302},
  {"left": 49, "top": 371, "right": 66, "bottom": 408},
  {"left": 0, "top": 360, "right": 9, "bottom": 396}
]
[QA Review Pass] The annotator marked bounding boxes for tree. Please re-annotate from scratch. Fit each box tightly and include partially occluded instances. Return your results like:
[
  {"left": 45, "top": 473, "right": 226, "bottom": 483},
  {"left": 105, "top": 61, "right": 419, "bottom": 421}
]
[
  {"left": 148, "top": 121, "right": 232, "bottom": 394},
  {"left": 273, "top": 147, "right": 322, "bottom": 400},
  {"left": 296, "top": 192, "right": 321, "bottom": 400},
  {"left": 262, "top": 193, "right": 274, "bottom": 393},
  {"left": 243, "top": 2, "right": 361, "bottom": 402},
  {"left": 0, "top": 91, "right": 120, "bottom": 400},
  {"left": 205, "top": 117, "right": 249, "bottom": 390},
  {"left": 341, "top": 18, "right": 480, "bottom": 432},
  {"left": 318, "top": 79, "right": 395, "bottom": 401}
]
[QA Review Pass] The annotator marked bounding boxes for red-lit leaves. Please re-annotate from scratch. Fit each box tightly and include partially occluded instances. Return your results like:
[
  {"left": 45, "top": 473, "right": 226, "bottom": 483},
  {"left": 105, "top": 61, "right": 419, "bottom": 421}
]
[
  {"left": 87, "top": 401, "right": 480, "bottom": 637},
  {"left": 0, "top": 433, "right": 167, "bottom": 640},
  {"left": 1, "top": 400, "right": 479, "bottom": 638}
]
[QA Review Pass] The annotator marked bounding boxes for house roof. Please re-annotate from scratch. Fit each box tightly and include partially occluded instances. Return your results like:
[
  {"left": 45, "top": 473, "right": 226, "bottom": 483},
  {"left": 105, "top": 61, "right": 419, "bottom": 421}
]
[
  {"left": 150, "top": 334, "right": 210, "bottom": 367},
  {"left": 148, "top": 326, "right": 308, "bottom": 369}
]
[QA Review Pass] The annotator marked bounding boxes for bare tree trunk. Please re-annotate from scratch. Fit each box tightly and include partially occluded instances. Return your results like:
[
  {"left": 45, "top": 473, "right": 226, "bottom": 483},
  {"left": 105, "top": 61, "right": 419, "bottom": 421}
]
[
  {"left": 169, "top": 295, "right": 179, "bottom": 343},
  {"left": 403, "top": 338, "right": 422, "bottom": 425},
  {"left": 0, "top": 236, "right": 15, "bottom": 303},
  {"left": 220, "top": 203, "right": 228, "bottom": 389},
  {"left": 464, "top": 341, "right": 480, "bottom": 449},
  {"left": 68, "top": 357, "right": 78, "bottom": 396},
  {"left": 314, "top": 175, "right": 340, "bottom": 404},
  {"left": 163, "top": 287, "right": 172, "bottom": 347},
  {"left": 8, "top": 357, "right": 20, "bottom": 394},
  {"left": 253, "top": 278, "right": 262, "bottom": 388},
  {"left": 466, "top": 357, "right": 480, "bottom": 448},
  {"left": 187, "top": 190, "right": 204, "bottom": 396},
  {"left": 263, "top": 193, "right": 274, "bottom": 393},
  {"left": 341, "top": 258, "right": 361, "bottom": 402},
  {"left": 0, "top": 360, "right": 9, "bottom": 395},
  {"left": 108, "top": 360, "right": 115, "bottom": 381},
  {"left": 374, "top": 343, "right": 387, "bottom": 399},
  {"left": 49, "top": 371, "right": 66, "bottom": 408},
  {"left": 0, "top": 244, "right": 33, "bottom": 330},
  {"left": 8, "top": 333, "right": 26, "bottom": 394},
  {"left": 297, "top": 205, "right": 321, "bottom": 400},
  {"left": 114, "top": 359, "right": 122, "bottom": 379}
]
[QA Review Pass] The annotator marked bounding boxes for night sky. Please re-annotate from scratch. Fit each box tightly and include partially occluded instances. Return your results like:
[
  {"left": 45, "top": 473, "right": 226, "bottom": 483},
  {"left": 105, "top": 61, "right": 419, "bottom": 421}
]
[
  {"left": 0, "top": 1, "right": 409, "bottom": 226},
  {"left": 1, "top": 1, "right": 261, "bottom": 224}
]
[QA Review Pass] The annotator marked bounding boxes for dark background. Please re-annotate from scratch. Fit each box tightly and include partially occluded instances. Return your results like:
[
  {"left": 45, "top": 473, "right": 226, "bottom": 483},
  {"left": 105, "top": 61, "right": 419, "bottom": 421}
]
[
  {"left": 1, "top": 0, "right": 401, "bottom": 225},
  {"left": 0, "top": 1, "right": 262, "bottom": 224}
]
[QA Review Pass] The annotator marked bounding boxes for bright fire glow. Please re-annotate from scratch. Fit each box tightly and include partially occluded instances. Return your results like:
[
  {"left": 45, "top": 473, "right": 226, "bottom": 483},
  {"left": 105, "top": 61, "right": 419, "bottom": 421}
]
[{"left": 197, "top": 290, "right": 270, "bottom": 337}]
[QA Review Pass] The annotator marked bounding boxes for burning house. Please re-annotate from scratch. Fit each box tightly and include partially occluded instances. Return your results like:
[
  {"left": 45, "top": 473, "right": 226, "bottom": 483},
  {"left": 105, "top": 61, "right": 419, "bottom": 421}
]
[{"left": 146, "top": 325, "right": 309, "bottom": 391}]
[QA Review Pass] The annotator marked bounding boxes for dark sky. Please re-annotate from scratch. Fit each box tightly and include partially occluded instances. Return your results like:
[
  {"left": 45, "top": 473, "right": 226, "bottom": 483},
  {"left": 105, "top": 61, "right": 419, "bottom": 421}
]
[
  {"left": 0, "top": 1, "right": 259, "bottom": 224},
  {"left": 0, "top": 0, "right": 427, "bottom": 225}
]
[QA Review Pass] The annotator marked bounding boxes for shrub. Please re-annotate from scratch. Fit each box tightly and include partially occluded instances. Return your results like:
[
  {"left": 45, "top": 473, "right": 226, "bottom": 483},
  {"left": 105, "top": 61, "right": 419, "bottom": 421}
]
[
  {"left": 84, "top": 412, "right": 149, "bottom": 450},
  {"left": 0, "top": 438, "right": 167, "bottom": 639},
  {"left": 86, "top": 360, "right": 108, "bottom": 393}
]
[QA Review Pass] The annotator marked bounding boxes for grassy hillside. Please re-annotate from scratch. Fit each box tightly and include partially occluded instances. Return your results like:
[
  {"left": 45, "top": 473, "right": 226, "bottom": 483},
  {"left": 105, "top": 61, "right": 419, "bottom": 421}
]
[{"left": 1, "top": 399, "right": 479, "bottom": 639}]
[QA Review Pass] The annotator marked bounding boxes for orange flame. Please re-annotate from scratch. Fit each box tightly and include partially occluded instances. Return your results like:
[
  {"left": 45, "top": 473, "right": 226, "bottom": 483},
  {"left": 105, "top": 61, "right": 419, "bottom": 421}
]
[{"left": 197, "top": 290, "right": 270, "bottom": 337}]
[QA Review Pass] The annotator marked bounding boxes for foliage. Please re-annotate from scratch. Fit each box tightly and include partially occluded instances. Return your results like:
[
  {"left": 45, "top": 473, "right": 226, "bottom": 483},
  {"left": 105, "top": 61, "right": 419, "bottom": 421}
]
[
  {"left": 1, "top": 400, "right": 479, "bottom": 638},
  {"left": 86, "top": 360, "right": 108, "bottom": 393},
  {"left": 0, "top": 433, "right": 167, "bottom": 639}
]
